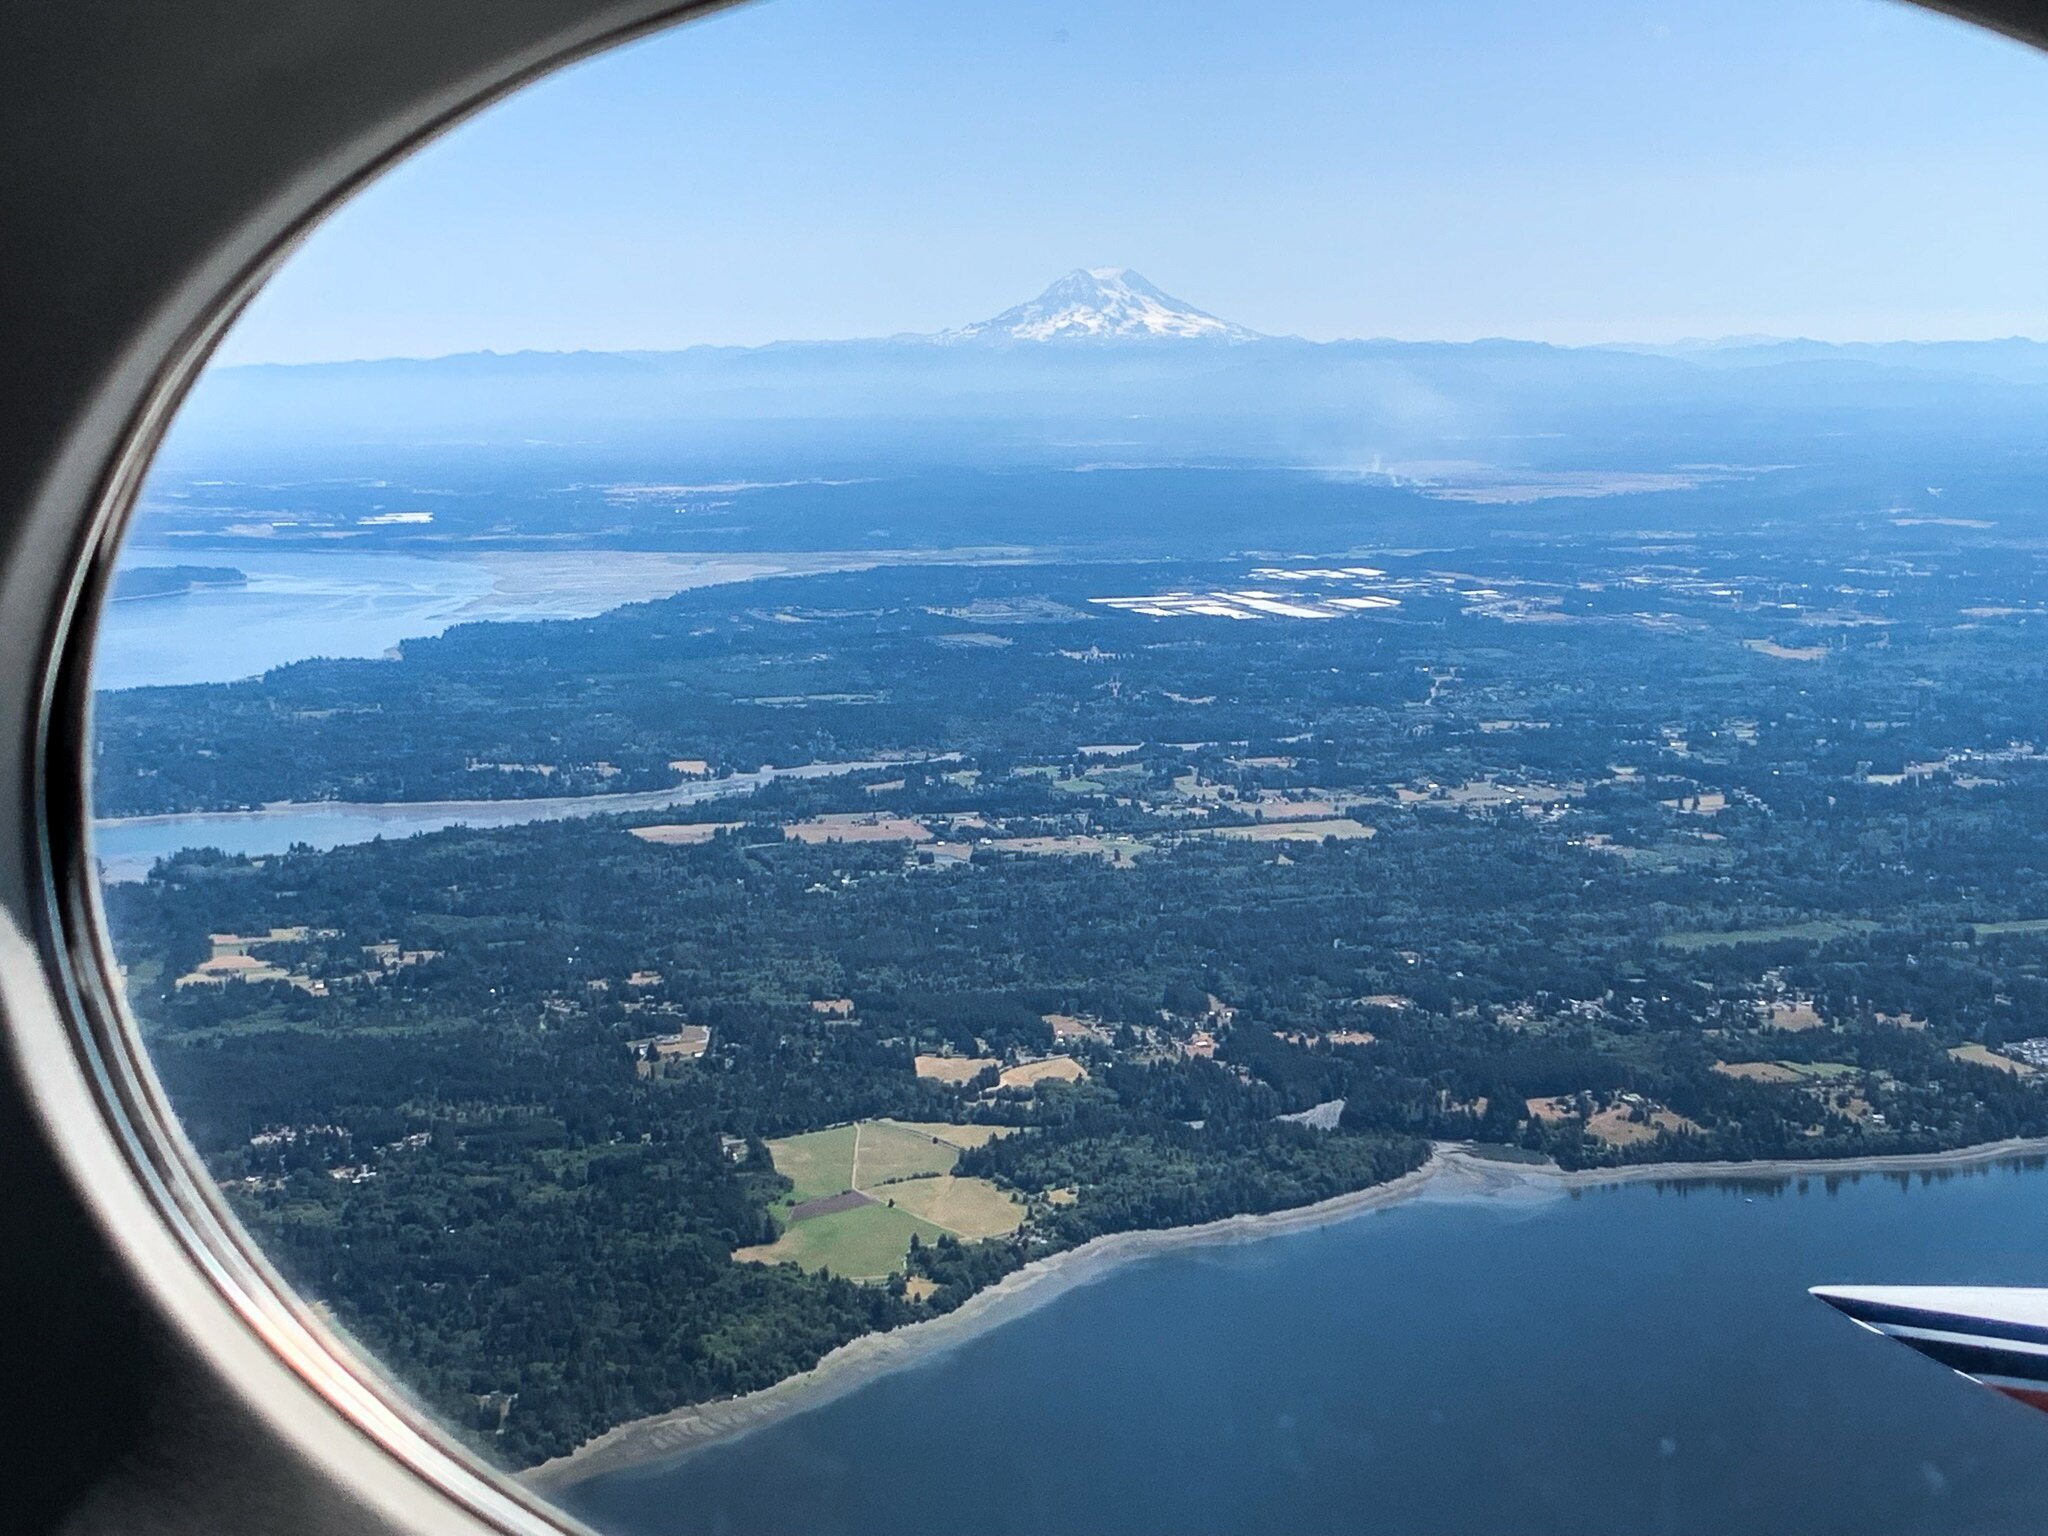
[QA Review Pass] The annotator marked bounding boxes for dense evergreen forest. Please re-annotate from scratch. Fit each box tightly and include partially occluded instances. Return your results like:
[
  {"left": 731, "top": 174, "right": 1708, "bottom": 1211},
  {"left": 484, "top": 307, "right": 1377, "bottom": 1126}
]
[{"left": 98, "top": 525, "right": 2048, "bottom": 1466}]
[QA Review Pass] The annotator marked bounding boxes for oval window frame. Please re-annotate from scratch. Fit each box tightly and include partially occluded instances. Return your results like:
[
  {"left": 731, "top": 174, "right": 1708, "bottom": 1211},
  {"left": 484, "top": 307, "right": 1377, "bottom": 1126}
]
[
  {"left": 7, "top": 1, "right": 2048, "bottom": 1531},
  {"left": 7, "top": 5, "right": 732, "bottom": 1532}
]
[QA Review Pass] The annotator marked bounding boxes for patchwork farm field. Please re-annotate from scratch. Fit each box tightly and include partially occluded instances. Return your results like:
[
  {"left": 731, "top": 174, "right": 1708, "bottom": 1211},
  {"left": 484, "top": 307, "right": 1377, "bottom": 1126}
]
[{"left": 738, "top": 1119, "right": 1025, "bottom": 1280}]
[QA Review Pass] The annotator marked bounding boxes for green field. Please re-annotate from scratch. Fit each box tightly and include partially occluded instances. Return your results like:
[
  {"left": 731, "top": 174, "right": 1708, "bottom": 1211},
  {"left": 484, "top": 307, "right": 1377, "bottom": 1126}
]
[
  {"left": 764, "top": 1124, "right": 861, "bottom": 1204},
  {"left": 881, "top": 1120, "right": 1015, "bottom": 1150},
  {"left": 745, "top": 1120, "right": 1025, "bottom": 1279},
  {"left": 1792, "top": 1061, "right": 1858, "bottom": 1080},
  {"left": 1659, "top": 918, "right": 1878, "bottom": 951},
  {"left": 763, "top": 1119, "right": 991, "bottom": 1203},
  {"left": 734, "top": 1203, "right": 946, "bottom": 1281},
  {"left": 852, "top": 1121, "right": 961, "bottom": 1186},
  {"left": 1052, "top": 764, "right": 1149, "bottom": 795},
  {"left": 1970, "top": 918, "right": 2048, "bottom": 937}
]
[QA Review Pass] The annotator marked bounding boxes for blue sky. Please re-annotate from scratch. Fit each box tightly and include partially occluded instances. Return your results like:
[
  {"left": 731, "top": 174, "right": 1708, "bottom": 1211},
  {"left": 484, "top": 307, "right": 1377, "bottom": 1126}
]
[{"left": 219, "top": 0, "right": 2048, "bottom": 363}]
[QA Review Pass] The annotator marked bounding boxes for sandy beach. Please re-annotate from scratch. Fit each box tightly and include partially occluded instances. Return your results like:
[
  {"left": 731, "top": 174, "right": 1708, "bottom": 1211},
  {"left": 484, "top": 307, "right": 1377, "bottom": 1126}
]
[
  {"left": 460, "top": 546, "right": 1038, "bottom": 619},
  {"left": 520, "top": 1134, "right": 2048, "bottom": 1495}
]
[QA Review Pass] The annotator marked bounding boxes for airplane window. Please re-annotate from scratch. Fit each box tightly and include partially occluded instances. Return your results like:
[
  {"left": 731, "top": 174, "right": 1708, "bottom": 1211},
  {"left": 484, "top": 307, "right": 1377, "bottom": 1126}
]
[{"left": 83, "top": 0, "right": 2048, "bottom": 1531}]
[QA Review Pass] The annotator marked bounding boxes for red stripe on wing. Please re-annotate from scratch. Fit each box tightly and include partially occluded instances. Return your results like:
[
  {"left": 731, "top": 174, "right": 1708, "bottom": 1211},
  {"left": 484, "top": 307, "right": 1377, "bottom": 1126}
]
[{"left": 1991, "top": 1384, "right": 2048, "bottom": 1415}]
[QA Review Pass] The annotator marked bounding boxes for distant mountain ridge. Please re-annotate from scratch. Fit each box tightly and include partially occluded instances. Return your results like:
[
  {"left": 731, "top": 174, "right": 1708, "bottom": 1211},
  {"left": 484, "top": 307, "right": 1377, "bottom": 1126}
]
[
  {"left": 172, "top": 269, "right": 2048, "bottom": 465},
  {"left": 209, "top": 267, "right": 2048, "bottom": 370}
]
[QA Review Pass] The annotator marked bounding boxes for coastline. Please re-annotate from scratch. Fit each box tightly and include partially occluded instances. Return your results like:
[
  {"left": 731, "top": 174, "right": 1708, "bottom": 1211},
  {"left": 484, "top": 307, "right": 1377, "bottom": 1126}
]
[{"left": 519, "top": 1134, "right": 2048, "bottom": 1495}]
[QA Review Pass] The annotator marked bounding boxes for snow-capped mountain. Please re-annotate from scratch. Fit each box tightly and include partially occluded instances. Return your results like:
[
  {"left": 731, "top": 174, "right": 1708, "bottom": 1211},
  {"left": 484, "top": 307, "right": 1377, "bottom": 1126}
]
[{"left": 941, "top": 268, "right": 1263, "bottom": 344}]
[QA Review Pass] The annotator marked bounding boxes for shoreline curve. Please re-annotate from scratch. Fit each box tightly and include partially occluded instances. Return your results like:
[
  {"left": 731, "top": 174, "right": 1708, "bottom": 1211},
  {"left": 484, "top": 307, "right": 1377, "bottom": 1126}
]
[{"left": 520, "top": 1134, "right": 2048, "bottom": 1495}]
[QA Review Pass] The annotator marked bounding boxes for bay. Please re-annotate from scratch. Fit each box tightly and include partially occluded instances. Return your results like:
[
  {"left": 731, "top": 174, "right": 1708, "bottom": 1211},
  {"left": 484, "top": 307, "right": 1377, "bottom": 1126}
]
[
  {"left": 95, "top": 548, "right": 499, "bottom": 688},
  {"left": 563, "top": 1158, "right": 2048, "bottom": 1536},
  {"left": 91, "top": 547, "right": 913, "bottom": 689}
]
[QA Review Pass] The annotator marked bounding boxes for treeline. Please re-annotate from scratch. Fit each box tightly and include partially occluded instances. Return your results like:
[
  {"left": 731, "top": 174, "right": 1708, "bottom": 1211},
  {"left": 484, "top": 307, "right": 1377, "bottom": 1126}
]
[{"left": 96, "top": 534, "right": 2048, "bottom": 1468}]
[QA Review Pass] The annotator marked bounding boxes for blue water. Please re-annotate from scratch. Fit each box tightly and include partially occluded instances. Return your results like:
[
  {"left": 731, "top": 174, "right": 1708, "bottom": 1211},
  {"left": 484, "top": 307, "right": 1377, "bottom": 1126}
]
[
  {"left": 564, "top": 1161, "right": 2048, "bottom": 1536},
  {"left": 88, "top": 757, "right": 921, "bottom": 881},
  {"left": 92, "top": 546, "right": 831, "bottom": 688},
  {"left": 91, "top": 800, "right": 535, "bottom": 880},
  {"left": 93, "top": 548, "right": 500, "bottom": 688}
]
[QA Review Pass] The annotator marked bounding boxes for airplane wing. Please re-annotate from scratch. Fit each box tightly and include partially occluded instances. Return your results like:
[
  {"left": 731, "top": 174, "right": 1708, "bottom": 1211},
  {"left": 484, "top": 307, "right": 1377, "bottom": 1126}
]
[{"left": 1813, "top": 1285, "right": 2048, "bottom": 1415}]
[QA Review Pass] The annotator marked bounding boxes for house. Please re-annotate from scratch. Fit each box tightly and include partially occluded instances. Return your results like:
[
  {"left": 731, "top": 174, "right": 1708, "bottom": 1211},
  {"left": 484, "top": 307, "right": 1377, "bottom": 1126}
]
[{"left": 627, "top": 1026, "right": 712, "bottom": 1075}]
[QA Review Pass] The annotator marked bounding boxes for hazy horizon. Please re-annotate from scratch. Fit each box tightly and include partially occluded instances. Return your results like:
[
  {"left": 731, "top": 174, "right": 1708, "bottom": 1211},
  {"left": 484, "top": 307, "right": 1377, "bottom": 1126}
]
[
  {"left": 215, "top": 264, "right": 2048, "bottom": 371},
  {"left": 215, "top": 0, "right": 2048, "bottom": 366}
]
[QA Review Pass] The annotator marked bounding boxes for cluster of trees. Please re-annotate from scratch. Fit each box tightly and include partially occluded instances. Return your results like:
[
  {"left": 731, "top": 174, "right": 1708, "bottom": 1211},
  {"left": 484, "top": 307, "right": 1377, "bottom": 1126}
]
[
  {"left": 94, "top": 529, "right": 2048, "bottom": 820},
  {"left": 113, "top": 755, "right": 2048, "bottom": 1466},
  {"left": 98, "top": 531, "right": 2048, "bottom": 1467}
]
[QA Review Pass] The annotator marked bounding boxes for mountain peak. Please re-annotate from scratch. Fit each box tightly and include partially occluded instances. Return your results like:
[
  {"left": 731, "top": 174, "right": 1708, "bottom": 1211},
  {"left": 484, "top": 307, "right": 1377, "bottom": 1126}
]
[{"left": 942, "top": 268, "right": 1262, "bottom": 344}]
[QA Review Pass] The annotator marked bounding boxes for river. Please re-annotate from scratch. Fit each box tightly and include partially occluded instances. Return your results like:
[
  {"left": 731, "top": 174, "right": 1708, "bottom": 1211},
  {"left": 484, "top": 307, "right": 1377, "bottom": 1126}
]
[
  {"left": 560, "top": 1155, "right": 2048, "bottom": 1536},
  {"left": 90, "top": 758, "right": 934, "bottom": 882}
]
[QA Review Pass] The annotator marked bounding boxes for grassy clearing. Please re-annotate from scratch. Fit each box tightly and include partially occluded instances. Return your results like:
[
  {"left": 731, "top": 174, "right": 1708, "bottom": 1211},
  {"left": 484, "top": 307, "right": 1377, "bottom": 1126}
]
[
  {"left": 1714, "top": 1060, "right": 1855, "bottom": 1083},
  {"left": 763, "top": 1119, "right": 983, "bottom": 1205},
  {"left": 1659, "top": 919, "right": 1877, "bottom": 951},
  {"left": 1950, "top": 1044, "right": 2035, "bottom": 1075},
  {"left": 1050, "top": 775, "right": 1112, "bottom": 795},
  {"left": 1253, "top": 797, "right": 1345, "bottom": 821},
  {"left": 1744, "top": 638, "right": 1828, "bottom": 661},
  {"left": 628, "top": 822, "right": 739, "bottom": 846},
  {"left": 1585, "top": 1104, "right": 1701, "bottom": 1147},
  {"left": 1762, "top": 1000, "right": 1826, "bottom": 1031},
  {"left": 749, "top": 1119, "right": 1029, "bottom": 1279},
  {"left": 914, "top": 1054, "right": 997, "bottom": 1084},
  {"left": 1051, "top": 764, "right": 1150, "bottom": 795},
  {"left": 785, "top": 814, "right": 933, "bottom": 844},
  {"left": 733, "top": 1203, "right": 946, "bottom": 1281},
  {"left": 880, "top": 1120, "right": 1015, "bottom": 1150},
  {"left": 852, "top": 1120, "right": 959, "bottom": 1186},
  {"left": 764, "top": 1124, "right": 859, "bottom": 1204},
  {"left": 1970, "top": 919, "right": 2048, "bottom": 937},
  {"left": 1044, "top": 1013, "right": 1112, "bottom": 1043},
  {"left": 881, "top": 1175, "right": 1025, "bottom": 1239},
  {"left": 1793, "top": 1061, "right": 1858, "bottom": 1080},
  {"left": 999, "top": 1056, "right": 1088, "bottom": 1090},
  {"left": 1200, "top": 818, "right": 1375, "bottom": 843},
  {"left": 982, "top": 834, "right": 1147, "bottom": 864}
]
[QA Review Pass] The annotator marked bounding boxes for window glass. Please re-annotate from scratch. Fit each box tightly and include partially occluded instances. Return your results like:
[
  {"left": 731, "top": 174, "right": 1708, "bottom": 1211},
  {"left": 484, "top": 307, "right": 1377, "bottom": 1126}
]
[{"left": 90, "top": 2, "right": 2048, "bottom": 1531}]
